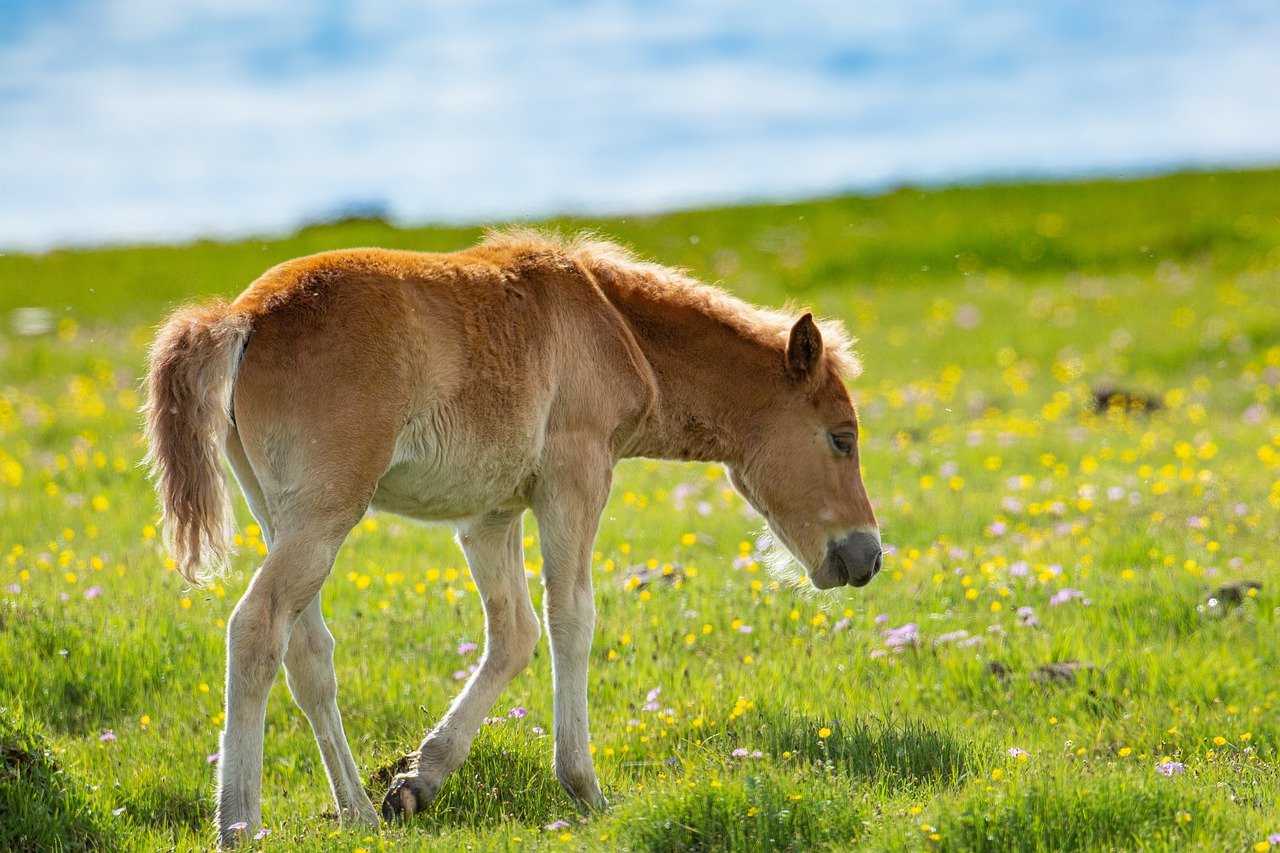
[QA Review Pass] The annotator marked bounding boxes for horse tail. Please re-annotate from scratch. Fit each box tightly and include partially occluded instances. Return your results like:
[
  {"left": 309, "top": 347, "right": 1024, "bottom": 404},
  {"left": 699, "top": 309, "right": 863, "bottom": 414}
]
[{"left": 144, "top": 301, "right": 251, "bottom": 585}]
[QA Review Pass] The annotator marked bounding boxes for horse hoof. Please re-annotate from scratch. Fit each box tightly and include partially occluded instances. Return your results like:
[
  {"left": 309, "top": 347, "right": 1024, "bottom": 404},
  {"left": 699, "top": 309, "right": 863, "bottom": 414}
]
[
  {"left": 340, "top": 803, "right": 381, "bottom": 829},
  {"left": 581, "top": 792, "right": 610, "bottom": 812},
  {"left": 380, "top": 773, "right": 438, "bottom": 822},
  {"left": 566, "top": 785, "right": 608, "bottom": 813}
]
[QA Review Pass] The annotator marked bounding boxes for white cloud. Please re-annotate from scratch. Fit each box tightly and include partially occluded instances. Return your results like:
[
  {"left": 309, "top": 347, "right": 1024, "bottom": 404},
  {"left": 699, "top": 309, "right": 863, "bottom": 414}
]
[{"left": 1, "top": 0, "right": 1278, "bottom": 249}]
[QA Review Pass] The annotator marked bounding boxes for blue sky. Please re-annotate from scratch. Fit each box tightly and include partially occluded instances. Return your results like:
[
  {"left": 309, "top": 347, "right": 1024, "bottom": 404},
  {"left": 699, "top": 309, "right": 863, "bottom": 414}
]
[{"left": 2, "top": 0, "right": 1279, "bottom": 249}]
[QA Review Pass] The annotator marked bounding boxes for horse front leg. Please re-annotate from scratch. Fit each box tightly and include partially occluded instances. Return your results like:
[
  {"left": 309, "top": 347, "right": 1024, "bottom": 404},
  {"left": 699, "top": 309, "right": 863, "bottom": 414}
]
[
  {"left": 381, "top": 510, "right": 539, "bottom": 820},
  {"left": 533, "top": 451, "right": 611, "bottom": 811}
]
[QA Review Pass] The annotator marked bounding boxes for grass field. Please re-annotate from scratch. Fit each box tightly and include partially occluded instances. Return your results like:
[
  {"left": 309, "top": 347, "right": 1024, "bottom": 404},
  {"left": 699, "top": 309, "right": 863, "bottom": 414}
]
[{"left": 3, "top": 168, "right": 1280, "bottom": 851}]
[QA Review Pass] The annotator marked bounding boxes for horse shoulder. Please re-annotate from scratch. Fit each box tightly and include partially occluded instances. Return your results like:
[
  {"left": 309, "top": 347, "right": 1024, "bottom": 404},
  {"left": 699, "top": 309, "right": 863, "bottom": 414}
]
[{"left": 544, "top": 264, "right": 659, "bottom": 458}]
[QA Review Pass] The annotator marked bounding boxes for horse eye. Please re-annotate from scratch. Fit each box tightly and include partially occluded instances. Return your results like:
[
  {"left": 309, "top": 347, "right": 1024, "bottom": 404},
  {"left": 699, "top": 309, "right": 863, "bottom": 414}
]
[{"left": 828, "top": 432, "right": 856, "bottom": 456}]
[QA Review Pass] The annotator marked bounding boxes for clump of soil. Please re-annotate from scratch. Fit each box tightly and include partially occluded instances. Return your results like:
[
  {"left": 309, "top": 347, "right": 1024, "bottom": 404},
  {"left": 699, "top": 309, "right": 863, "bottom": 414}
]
[{"left": 1091, "top": 384, "right": 1163, "bottom": 413}]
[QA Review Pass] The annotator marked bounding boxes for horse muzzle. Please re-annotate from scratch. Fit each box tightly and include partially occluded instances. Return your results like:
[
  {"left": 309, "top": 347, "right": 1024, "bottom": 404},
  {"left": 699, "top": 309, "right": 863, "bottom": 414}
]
[{"left": 818, "top": 530, "right": 882, "bottom": 589}]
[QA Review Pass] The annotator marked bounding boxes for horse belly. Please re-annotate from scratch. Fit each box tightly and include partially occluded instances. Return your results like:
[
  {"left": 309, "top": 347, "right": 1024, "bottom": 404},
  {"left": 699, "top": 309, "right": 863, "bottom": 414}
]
[
  {"left": 370, "top": 462, "right": 525, "bottom": 520},
  {"left": 369, "top": 416, "right": 541, "bottom": 521}
]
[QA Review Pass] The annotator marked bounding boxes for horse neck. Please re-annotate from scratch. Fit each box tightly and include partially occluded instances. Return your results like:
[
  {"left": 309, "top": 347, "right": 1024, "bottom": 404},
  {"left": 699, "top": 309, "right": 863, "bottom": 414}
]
[{"left": 607, "top": 289, "right": 781, "bottom": 465}]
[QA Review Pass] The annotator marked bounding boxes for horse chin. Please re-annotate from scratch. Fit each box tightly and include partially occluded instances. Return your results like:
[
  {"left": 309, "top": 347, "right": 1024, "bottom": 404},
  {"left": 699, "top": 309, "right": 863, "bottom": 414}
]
[{"left": 807, "top": 569, "right": 845, "bottom": 591}]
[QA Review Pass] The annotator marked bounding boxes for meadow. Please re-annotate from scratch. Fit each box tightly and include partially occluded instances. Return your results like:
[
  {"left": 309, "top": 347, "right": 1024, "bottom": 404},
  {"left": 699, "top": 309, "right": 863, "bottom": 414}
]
[{"left": 3, "top": 168, "right": 1280, "bottom": 851}]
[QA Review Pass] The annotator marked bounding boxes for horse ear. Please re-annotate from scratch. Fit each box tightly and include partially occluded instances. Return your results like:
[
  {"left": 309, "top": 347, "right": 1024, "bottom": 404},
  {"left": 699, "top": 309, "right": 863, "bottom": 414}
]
[{"left": 785, "top": 313, "right": 823, "bottom": 382}]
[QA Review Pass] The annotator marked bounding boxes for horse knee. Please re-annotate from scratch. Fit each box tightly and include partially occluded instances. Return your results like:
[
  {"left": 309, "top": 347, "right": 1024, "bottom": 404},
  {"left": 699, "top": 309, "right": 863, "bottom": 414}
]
[
  {"left": 483, "top": 607, "right": 539, "bottom": 679},
  {"left": 480, "top": 590, "right": 540, "bottom": 672},
  {"left": 287, "top": 667, "right": 337, "bottom": 712},
  {"left": 308, "top": 623, "right": 337, "bottom": 662},
  {"left": 544, "top": 578, "right": 594, "bottom": 626}
]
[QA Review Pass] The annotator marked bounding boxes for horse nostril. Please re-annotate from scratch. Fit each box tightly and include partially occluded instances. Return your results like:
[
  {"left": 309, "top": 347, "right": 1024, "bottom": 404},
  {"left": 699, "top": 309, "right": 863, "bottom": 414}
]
[{"left": 872, "top": 551, "right": 883, "bottom": 574}]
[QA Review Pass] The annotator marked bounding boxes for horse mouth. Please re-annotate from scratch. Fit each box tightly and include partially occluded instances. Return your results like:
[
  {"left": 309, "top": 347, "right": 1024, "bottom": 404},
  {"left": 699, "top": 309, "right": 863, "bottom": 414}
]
[
  {"left": 832, "top": 550, "right": 875, "bottom": 587},
  {"left": 829, "top": 550, "right": 850, "bottom": 585},
  {"left": 846, "top": 553, "right": 879, "bottom": 587},
  {"left": 814, "top": 550, "right": 857, "bottom": 589},
  {"left": 822, "top": 535, "right": 882, "bottom": 588}
]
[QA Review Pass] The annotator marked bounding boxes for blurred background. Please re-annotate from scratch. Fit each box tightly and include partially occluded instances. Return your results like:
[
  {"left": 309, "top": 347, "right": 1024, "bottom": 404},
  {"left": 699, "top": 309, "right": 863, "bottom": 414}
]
[{"left": 3, "top": 0, "right": 1279, "bottom": 251}]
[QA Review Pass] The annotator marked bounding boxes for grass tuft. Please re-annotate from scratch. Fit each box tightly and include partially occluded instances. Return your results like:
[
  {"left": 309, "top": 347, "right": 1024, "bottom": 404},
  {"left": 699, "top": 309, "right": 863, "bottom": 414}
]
[
  {"left": 369, "top": 724, "right": 572, "bottom": 831},
  {"left": 936, "top": 775, "right": 1222, "bottom": 851},
  {"left": 616, "top": 773, "right": 870, "bottom": 852},
  {"left": 732, "top": 711, "right": 976, "bottom": 787}
]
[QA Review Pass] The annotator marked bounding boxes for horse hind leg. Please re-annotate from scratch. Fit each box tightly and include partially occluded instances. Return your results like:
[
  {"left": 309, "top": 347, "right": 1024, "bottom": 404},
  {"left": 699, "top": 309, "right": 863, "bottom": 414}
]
[
  {"left": 215, "top": 480, "right": 381, "bottom": 844},
  {"left": 284, "top": 596, "right": 379, "bottom": 827},
  {"left": 214, "top": 292, "right": 412, "bottom": 843},
  {"left": 226, "top": 426, "right": 376, "bottom": 827}
]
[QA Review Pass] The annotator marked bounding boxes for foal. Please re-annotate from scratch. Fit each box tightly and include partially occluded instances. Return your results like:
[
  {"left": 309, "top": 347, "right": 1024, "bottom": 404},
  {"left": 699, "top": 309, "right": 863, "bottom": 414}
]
[{"left": 145, "top": 231, "right": 881, "bottom": 844}]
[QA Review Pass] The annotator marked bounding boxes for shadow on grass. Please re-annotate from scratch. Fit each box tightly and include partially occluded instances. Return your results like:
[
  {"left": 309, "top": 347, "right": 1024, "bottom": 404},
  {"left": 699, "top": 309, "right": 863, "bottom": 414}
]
[
  {"left": 0, "top": 707, "right": 118, "bottom": 851},
  {"left": 728, "top": 710, "right": 976, "bottom": 787},
  {"left": 366, "top": 723, "right": 572, "bottom": 831}
]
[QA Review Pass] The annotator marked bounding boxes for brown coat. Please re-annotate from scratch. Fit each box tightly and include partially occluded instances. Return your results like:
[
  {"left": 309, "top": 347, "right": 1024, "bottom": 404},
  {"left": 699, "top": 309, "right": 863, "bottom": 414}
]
[{"left": 143, "top": 230, "right": 880, "bottom": 843}]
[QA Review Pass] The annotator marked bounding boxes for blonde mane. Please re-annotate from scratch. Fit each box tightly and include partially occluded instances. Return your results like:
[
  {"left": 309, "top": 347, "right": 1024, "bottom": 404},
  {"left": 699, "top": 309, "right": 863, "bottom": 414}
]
[{"left": 480, "top": 228, "right": 862, "bottom": 380}]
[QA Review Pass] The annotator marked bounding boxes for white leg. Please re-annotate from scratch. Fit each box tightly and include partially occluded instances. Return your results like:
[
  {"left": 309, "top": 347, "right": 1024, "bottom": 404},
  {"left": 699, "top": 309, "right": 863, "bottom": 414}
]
[
  {"left": 284, "top": 595, "right": 378, "bottom": 827},
  {"left": 216, "top": 526, "right": 347, "bottom": 846},
  {"left": 381, "top": 511, "right": 540, "bottom": 819},
  {"left": 230, "top": 429, "right": 378, "bottom": 833},
  {"left": 533, "top": 454, "right": 610, "bottom": 810}
]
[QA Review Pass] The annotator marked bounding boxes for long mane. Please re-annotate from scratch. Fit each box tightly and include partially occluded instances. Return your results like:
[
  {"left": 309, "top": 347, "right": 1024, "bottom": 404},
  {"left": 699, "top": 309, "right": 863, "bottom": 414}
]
[{"left": 479, "top": 228, "right": 862, "bottom": 380}]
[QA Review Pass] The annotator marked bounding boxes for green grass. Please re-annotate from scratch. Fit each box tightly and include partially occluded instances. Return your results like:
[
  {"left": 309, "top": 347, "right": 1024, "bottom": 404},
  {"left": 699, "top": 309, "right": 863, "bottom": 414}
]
[
  {"left": 2, "top": 166, "right": 1280, "bottom": 850},
  {"left": 0, "top": 708, "right": 119, "bottom": 850}
]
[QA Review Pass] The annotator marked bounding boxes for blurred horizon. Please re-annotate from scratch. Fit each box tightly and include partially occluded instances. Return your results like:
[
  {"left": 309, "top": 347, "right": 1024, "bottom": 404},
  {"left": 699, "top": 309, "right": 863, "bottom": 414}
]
[{"left": 3, "top": 0, "right": 1280, "bottom": 252}]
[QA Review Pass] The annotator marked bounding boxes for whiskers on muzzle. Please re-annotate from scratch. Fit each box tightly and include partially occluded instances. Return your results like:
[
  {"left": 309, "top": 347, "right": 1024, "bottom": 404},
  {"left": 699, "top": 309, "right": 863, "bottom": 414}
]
[{"left": 757, "top": 528, "right": 809, "bottom": 589}]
